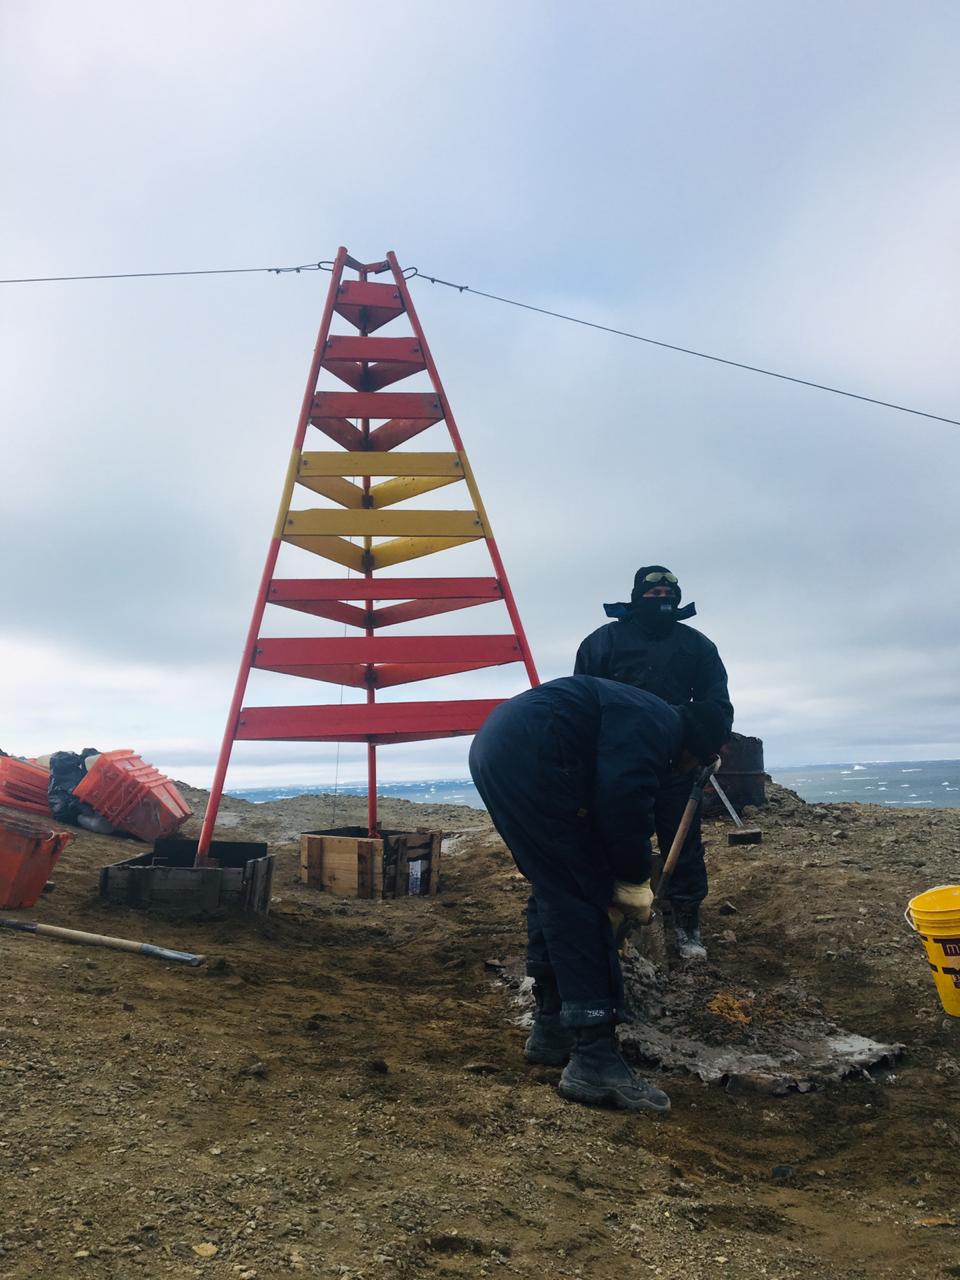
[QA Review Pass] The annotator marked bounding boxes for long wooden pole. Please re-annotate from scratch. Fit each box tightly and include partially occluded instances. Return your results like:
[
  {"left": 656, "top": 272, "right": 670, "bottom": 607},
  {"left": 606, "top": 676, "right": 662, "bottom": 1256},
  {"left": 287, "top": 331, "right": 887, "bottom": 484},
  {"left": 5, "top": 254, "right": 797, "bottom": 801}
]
[{"left": 0, "top": 918, "right": 206, "bottom": 965}]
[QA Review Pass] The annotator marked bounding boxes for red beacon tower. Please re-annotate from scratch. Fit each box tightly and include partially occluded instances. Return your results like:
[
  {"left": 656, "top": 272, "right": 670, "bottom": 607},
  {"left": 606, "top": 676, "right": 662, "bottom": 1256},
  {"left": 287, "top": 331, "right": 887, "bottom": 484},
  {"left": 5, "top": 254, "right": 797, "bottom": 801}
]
[{"left": 196, "top": 248, "right": 538, "bottom": 858}]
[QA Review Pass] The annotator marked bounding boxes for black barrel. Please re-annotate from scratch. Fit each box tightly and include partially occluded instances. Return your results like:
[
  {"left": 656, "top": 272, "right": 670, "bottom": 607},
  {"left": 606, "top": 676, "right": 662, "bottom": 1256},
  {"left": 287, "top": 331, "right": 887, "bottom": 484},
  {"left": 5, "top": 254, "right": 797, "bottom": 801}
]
[{"left": 702, "top": 732, "right": 766, "bottom": 816}]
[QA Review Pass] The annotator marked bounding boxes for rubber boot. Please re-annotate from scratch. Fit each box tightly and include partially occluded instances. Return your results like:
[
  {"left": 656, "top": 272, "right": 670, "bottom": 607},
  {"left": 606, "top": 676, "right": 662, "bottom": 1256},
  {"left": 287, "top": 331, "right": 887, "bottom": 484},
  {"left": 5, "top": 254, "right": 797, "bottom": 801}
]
[
  {"left": 559, "top": 1026, "right": 670, "bottom": 1112},
  {"left": 523, "top": 978, "right": 575, "bottom": 1066},
  {"left": 673, "top": 904, "right": 707, "bottom": 963}
]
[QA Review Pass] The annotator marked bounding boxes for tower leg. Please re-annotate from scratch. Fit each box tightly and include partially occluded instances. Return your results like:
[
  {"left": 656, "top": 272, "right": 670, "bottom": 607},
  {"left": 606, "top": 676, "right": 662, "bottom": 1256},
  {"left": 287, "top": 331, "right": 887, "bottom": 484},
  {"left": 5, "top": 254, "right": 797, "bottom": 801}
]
[{"left": 367, "top": 742, "right": 378, "bottom": 836}]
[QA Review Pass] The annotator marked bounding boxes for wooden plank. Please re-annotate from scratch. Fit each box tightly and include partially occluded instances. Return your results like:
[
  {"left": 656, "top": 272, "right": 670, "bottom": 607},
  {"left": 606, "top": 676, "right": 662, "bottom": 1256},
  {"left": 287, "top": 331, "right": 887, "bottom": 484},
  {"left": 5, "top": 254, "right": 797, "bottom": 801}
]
[
  {"left": 316, "top": 835, "right": 384, "bottom": 899},
  {"left": 394, "top": 841, "right": 411, "bottom": 899},
  {"left": 311, "top": 417, "right": 363, "bottom": 450},
  {"left": 295, "top": 474, "right": 365, "bottom": 507},
  {"left": 373, "top": 659, "right": 520, "bottom": 687},
  {"left": 280, "top": 534, "right": 367, "bottom": 571},
  {"left": 321, "top": 854, "right": 359, "bottom": 897},
  {"left": 299, "top": 451, "right": 461, "bottom": 478},
  {"left": 371, "top": 596, "right": 499, "bottom": 628},
  {"left": 311, "top": 391, "right": 442, "bottom": 421},
  {"left": 254, "top": 635, "right": 522, "bottom": 667},
  {"left": 361, "top": 362, "right": 424, "bottom": 392},
  {"left": 284, "top": 509, "right": 483, "bottom": 538},
  {"left": 333, "top": 280, "right": 404, "bottom": 331},
  {"left": 357, "top": 845, "right": 376, "bottom": 899},
  {"left": 323, "top": 335, "right": 424, "bottom": 364},
  {"left": 269, "top": 596, "right": 370, "bottom": 628},
  {"left": 235, "top": 697, "right": 505, "bottom": 743},
  {"left": 299, "top": 833, "right": 324, "bottom": 885},
  {"left": 428, "top": 837, "right": 441, "bottom": 895},
  {"left": 334, "top": 280, "right": 402, "bottom": 308},
  {"left": 267, "top": 576, "right": 501, "bottom": 602},
  {"left": 370, "top": 474, "right": 462, "bottom": 507},
  {"left": 247, "top": 853, "right": 272, "bottom": 911},
  {"left": 367, "top": 417, "right": 438, "bottom": 451},
  {"left": 371, "top": 534, "right": 480, "bottom": 570}
]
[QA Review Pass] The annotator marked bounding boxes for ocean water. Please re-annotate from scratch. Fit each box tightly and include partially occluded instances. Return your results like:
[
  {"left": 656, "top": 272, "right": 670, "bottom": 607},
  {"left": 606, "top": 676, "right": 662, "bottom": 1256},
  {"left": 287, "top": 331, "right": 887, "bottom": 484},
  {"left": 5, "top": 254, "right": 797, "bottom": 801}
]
[
  {"left": 231, "top": 778, "right": 488, "bottom": 809},
  {"left": 769, "top": 759, "right": 960, "bottom": 808},
  {"left": 231, "top": 760, "right": 960, "bottom": 810}
]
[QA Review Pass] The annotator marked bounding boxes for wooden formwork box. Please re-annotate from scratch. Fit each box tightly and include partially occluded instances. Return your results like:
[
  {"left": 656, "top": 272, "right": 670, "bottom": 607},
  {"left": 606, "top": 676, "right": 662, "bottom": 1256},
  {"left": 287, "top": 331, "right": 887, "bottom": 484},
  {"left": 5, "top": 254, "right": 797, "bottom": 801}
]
[
  {"left": 99, "top": 837, "right": 274, "bottom": 915},
  {"left": 299, "top": 827, "right": 442, "bottom": 899}
]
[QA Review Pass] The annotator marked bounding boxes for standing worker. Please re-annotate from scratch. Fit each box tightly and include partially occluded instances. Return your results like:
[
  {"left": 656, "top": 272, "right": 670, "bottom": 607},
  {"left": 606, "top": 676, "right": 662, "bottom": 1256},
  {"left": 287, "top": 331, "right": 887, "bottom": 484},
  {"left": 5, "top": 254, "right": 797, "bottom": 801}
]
[
  {"left": 574, "top": 566, "right": 733, "bottom": 961},
  {"left": 469, "top": 675, "right": 728, "bottom": 1113}
]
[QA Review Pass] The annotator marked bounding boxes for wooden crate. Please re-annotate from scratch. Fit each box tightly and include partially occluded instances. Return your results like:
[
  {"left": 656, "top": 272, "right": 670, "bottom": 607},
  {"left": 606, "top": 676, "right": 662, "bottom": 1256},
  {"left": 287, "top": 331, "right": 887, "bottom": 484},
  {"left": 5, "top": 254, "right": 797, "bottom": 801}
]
[
  {"left": 299, "top": 827, "right": 442, "bottom": 899},
  {"left": 99, "top": 837, "right": 273, "bottom": 915}
]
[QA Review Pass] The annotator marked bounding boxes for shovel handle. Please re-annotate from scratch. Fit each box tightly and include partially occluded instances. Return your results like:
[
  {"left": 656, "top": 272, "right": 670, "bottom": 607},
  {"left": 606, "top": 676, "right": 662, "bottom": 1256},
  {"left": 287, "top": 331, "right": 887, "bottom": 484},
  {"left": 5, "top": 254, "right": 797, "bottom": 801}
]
[{"left": 654, "top": 757, "right": 720, "bottom": 905}]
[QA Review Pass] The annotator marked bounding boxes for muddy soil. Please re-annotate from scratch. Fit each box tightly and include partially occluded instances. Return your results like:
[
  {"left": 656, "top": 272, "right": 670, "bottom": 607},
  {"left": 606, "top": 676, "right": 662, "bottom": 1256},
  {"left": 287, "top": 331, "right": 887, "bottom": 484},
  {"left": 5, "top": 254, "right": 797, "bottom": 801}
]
[{"left": 2, "top": 784, "right": 960, "bottom": 1280}]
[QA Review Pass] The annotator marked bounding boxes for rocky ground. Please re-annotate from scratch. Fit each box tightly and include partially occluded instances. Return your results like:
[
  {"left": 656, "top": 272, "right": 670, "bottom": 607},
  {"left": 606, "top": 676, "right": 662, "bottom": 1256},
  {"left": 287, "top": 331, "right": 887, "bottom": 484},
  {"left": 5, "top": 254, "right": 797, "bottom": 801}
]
[{"left": 2, "top": 783, "right": 960, "bottom": 1280}]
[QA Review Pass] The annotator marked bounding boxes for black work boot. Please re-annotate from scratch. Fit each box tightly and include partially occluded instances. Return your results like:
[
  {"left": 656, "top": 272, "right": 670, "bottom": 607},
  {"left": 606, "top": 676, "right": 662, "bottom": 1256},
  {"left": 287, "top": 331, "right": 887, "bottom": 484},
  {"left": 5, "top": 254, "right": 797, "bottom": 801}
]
[
  {"left": 559, "top": 1026, "right": 671, "bottom": 1112},
  {"left": 523, "top": 979, "right": 575, "bottom": 1066},
  {"left": 672, "top": 904, "right": 707, "bottom": 963}
]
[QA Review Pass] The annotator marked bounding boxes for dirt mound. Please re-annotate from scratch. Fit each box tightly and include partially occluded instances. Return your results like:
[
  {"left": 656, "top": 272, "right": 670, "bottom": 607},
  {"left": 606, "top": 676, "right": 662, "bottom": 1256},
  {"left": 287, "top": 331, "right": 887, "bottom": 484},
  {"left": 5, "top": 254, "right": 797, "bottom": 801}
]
[{"left": 2, "top": 783, "right": 960, "bottom": 1278}]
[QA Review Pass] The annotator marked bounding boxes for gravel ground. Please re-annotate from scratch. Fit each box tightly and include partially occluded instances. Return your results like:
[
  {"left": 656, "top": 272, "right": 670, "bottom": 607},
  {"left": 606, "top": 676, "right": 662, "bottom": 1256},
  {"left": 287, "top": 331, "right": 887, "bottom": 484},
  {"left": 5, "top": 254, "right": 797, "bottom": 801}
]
[{"left": 2, "top": 783, "right": 959, "bottom": 1279}]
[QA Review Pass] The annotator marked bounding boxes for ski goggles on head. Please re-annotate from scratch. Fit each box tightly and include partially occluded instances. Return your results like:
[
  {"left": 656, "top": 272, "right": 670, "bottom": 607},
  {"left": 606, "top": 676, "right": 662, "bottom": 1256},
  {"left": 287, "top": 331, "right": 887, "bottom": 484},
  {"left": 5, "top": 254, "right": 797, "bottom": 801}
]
[{"left": 641, "top": 571, "right": 678, "bottom": 586}]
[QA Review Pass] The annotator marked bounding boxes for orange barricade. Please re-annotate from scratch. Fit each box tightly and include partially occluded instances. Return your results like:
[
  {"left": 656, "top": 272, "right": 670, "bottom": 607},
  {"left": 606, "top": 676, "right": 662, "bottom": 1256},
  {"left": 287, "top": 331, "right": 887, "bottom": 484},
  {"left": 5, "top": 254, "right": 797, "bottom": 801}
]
[
  {"left": 0, "top": 813, "right": 71, "bottom": 907},
  {"left": 0, "top": 757, "right": 52, "bottom": 815},
  {"left": 73, "top": 751, "right": 192, "bottom": 843}
]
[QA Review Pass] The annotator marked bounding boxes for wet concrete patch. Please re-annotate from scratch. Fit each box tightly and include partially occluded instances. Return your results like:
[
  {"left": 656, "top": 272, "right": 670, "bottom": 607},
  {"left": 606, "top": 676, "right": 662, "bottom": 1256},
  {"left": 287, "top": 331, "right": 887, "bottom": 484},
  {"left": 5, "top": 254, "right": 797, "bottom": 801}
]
[{"left": 488, "top": 951, "right": 903, "bottom": 1093}]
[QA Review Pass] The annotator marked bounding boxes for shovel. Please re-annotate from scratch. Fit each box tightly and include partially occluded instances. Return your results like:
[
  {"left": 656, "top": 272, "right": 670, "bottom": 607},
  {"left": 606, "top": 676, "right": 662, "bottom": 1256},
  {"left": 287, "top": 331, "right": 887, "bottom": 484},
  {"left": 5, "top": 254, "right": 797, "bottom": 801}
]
[
  {"left": 614, "top": 757, "right": 720, "bottom": 955},
  {"left": 709, "top": 774, "right": 763, "bottom": 845}
]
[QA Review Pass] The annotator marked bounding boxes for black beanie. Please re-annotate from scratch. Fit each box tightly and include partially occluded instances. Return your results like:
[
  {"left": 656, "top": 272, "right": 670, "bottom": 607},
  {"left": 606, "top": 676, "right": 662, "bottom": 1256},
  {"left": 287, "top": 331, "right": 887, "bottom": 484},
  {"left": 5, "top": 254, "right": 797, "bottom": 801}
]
[
  {"left": 678, "top": 702, "right": 729, "bottom": 764},
  {"left": 630, "top": 565, "right": 681, "bottom": 605}
]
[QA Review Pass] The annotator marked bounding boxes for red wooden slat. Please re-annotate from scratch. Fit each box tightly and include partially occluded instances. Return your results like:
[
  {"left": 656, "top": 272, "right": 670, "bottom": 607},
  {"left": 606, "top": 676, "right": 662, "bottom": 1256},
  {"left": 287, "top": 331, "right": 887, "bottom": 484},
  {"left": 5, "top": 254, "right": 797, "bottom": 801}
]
[
  {"left": 362, "top": 362, "right": 423, "bottom": 392},
  {"left": 372, "top": 661, "right": 507, "bottom": 687},
  {"left": 324, "top": 336, "right": 423, "bottom": 363},
  {"left": 322, "top": 361, "right": 365, "bottom": 390},
  {"left": 311, "top": 391, "right": 442, "bottom": 420},
  {"left": 236, "top": 699, "right": 504, "bottom": 742},
  {"left": 333, "top": 281, "right": 404, "bottom": 334},
  {"left": 321, "top": 337, "right": 426, "bottom": 391},
  {"left": 254, "top": 636, "right": 521, "bottom": 667},
  {"left": 311, "top": 417, "right": 363, "bottom": 450},
  {"left": 335, "top": 281, "right": 403, "bottom": 309},
  {"left": 371, "top": 597, "right": 498, "bottom": 628},
  {"left": 367, "top": 418, "right": 437, "bottom": 451},
  {"left": 267, "top": 598, "right": 370, "bottom": 627},
  {"left": 323, "top": 361, "right": 424, "bottom": 392},
  {"left": 268, "top": 578, "right": 502, "bottom": 602}
]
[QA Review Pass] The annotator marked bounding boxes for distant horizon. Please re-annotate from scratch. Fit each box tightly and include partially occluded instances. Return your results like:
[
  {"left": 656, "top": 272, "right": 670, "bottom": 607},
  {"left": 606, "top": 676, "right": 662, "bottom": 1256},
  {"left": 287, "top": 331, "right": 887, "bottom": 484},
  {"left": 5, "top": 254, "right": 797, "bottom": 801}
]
[{"left": 217, "top": 754, "right": 960, "bottom": 794}]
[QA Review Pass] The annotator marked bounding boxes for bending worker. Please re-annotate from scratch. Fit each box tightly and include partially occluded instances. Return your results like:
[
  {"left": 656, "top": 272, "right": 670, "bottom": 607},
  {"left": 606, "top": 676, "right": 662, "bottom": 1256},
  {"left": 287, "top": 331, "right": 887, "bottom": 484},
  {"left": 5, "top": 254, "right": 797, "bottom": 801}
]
[
  {"left": 469, "top": 675, "right": 728, "bottom": 1114},
  {"left": 575, "top": 565, "right": 733, "bottom": 961}
]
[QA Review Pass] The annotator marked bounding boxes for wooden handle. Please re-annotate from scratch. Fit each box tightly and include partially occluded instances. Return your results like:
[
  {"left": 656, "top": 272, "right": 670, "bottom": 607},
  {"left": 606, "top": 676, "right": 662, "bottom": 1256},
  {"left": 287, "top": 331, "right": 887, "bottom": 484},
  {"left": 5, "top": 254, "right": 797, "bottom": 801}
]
[{"left": 656, "top": 796, "right": 700, "bottom": 894}]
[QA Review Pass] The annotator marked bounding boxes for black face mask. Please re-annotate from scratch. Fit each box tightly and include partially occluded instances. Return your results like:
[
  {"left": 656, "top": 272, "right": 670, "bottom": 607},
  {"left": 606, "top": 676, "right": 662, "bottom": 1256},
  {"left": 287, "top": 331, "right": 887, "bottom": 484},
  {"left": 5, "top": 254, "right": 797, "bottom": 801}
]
[{"left": 631, "top": 595, "right": 678, "bottom": 635}]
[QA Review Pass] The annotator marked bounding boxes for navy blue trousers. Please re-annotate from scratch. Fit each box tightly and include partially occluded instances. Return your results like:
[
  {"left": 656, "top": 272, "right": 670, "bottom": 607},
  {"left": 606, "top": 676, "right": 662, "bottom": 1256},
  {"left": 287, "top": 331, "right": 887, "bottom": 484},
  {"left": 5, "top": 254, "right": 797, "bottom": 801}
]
[{"left": 469, "top": 699, "right": 624, "bottom": 1027}]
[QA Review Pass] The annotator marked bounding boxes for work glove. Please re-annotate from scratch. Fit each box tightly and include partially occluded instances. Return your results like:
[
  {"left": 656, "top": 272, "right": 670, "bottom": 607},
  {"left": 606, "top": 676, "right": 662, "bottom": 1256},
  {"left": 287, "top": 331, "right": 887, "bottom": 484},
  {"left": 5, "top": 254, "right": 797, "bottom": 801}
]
[{"left": 611, "top": 879, "right": 654, "bottom": 926}]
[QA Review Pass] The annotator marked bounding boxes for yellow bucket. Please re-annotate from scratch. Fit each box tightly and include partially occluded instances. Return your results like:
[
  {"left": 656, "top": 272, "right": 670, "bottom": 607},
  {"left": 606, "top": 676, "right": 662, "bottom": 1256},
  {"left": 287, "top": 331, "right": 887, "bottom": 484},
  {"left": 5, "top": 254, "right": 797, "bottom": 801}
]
[{"left": 906, "top": 885, "right": 960, "bottom": 1017}]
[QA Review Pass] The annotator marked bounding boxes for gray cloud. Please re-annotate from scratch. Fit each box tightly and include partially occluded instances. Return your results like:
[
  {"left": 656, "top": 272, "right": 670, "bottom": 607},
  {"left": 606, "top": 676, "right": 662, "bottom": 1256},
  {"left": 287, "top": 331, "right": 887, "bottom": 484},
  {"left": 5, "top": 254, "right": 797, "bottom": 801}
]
[{"left": 2, "top": 0, "right": 959, "bottom": 782}]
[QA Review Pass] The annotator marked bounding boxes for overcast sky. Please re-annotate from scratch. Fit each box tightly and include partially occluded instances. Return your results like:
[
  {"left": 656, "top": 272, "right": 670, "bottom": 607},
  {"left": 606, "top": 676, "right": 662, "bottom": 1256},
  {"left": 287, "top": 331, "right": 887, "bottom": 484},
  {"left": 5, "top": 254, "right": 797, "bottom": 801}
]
[{"left": 2, "top": 0, "right": 959, "bottom": 790}]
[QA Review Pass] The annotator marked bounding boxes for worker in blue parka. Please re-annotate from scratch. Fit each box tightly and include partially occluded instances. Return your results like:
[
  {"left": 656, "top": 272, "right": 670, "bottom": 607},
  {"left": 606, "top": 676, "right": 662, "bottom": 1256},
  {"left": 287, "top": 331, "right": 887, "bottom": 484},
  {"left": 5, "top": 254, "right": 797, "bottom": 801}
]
[
  {"left": 574, "top": 566, "right": 733, "bottom": 960},
  {"left": 469, "top": 675, "right": 727, "bottom": 1113}
]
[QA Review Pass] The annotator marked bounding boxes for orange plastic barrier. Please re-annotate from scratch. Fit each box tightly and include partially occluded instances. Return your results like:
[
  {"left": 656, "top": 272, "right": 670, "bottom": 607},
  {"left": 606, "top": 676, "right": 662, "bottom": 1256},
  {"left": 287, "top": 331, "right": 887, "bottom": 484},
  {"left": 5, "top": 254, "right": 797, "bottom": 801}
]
[
  {"left": 0, "top": 757, "right": 51, "bottom": 815},
  {"left": 0, "top": 813, "right": 72, "bottom": 907},
  {"left": 72, "top": 751, "right": 192, "bottom": 843}
]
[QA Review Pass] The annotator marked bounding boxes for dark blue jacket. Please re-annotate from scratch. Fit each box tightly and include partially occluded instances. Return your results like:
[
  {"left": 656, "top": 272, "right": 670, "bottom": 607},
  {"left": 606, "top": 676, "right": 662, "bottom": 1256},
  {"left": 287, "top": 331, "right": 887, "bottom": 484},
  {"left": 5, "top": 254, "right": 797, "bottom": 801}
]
[
  {"left": 476, "top": 676, "right": 683, "bottom": 883},
  {"left": 574, "top": 616, "right": 734, "bottom": 739}
]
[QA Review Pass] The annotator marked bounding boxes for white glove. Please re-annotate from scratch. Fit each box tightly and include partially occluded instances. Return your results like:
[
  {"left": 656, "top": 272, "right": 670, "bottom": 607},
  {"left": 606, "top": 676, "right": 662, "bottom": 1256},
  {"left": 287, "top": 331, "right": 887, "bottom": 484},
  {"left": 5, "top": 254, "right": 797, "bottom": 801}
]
[{"left": 611, "top": 879, "right": 653, "bottom": 925}]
